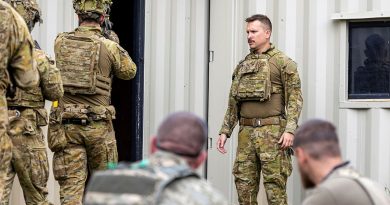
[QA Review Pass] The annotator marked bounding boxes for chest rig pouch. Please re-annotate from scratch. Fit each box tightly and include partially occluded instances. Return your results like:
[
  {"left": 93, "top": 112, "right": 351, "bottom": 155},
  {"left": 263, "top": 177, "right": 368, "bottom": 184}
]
[
  {"left": 232, "top": 53, "right": 273, "bottom": 102},
  {"left": 55, "top": 33, "right": 112, "bottom": 96}
]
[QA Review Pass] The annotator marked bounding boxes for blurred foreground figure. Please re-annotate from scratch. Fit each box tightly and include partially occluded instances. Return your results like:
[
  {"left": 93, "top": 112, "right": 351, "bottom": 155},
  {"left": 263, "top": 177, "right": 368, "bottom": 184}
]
[
  {"left": 294, "top": 119, "right": 390, "bottom": 205},
  {"left": 85, "top": 112, "right": 228, "bottom": 205}
]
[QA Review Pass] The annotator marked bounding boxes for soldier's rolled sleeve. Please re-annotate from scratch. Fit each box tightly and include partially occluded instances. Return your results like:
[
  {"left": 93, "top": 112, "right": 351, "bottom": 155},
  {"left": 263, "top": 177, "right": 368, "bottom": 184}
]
[
  {"left": 36, "top": 50, "right": 64, "bottom": 101},
  {"left": 219, "top": 86, "right": 239, "bottom": 138},
  {"left": 108, "top": 41, "right": 137, "bottom": 80},
  {"left": 8, "top": 10, "right": 39, "bottom": 89},
  {"left": 283, "top": 61, "right": 303, "bottom": 134}
]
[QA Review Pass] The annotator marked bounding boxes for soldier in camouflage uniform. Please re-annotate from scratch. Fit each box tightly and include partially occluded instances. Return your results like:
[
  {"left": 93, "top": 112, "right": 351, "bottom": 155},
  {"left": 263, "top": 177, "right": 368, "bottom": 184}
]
[
  {"left": 84, "top": 112, "right": 228, "bottom": 205},
  {"left": 48, "top": 0, "right": 137, "bottom": 204},
  {"left": 1, "top": 0, "right": 64, "bottom": 204},
  {"left": 0, "top": 0, "right": 39, "bottom": 200},
  {"left": 217, "top": 14, "right": 303, "bottom": 205}
]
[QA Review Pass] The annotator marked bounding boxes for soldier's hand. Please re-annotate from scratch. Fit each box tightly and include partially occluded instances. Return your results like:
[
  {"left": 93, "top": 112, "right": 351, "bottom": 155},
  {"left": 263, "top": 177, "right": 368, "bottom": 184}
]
[
  {"left": 217, "top": 134, "right": 228, "bottom": 154},
  {"left": 278, "top": 132, "right": 294, "bottom": 150}
]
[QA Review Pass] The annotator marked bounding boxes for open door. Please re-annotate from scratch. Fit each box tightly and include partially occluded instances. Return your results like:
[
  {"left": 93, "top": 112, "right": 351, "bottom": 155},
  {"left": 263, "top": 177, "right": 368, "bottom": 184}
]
[{"left": 110, "top": 0, "right": 145, "bottom": 162}]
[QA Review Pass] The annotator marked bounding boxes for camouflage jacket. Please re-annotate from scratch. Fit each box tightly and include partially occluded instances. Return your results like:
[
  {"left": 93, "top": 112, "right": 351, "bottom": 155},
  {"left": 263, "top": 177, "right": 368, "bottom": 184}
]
[
  {"left": 7, "top": 47, "right": 64, "bottom": 108},
  {"left": 0, "top": 0, "right": 39, "bottom": 136},
  {"left": 219, "top": 45, "right": 303, "bottom": 136},
  {"left": 85, "top": 151, "right": 228, "bottom": 205},
  {"left": 54, "top": 25, "right": 137, "bottom": 106}
]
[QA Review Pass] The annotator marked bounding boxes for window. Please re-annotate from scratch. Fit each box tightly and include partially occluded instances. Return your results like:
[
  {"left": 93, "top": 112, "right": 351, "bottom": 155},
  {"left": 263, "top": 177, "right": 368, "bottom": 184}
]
[{"left": 348, "top": 21, "right": 390, "bottom": 99}]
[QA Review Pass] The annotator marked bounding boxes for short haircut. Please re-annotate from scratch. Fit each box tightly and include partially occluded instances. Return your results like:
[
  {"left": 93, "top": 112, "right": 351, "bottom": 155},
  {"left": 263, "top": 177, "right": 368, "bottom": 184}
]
[
  {"left": 157, "top": 112, "right": 207, "bottom": 158},
  {"left": 245, "top": 14, "right": 272, "bottom": 31},
  {"left": 293, "top": 119, "right": 341, "bottom": 159}
]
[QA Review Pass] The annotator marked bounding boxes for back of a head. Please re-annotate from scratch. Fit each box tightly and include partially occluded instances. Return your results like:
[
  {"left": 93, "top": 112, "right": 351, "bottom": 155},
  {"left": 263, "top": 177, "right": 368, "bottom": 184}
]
[
  {"left": 157, "top": 112, "right": 207, "bottom": 158},
  {"left": 4, "top": 0, "right": 41, "bottom": 31},
  {"left": 294, "top": 119, "right": 341, "bottom": 160},
  {"left": 73, "top": 0, "right": 112, "bottom": 21}
]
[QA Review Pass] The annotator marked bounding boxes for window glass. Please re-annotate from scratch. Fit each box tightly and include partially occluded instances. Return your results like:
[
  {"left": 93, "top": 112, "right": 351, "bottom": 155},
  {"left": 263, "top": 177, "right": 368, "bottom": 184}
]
[{"left": 348, "top": 21, "right": 390, "bottom": 99}]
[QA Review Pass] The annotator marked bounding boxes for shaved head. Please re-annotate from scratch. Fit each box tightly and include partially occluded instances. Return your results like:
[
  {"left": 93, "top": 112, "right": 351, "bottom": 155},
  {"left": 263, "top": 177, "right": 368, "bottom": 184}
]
[{"left": 157, "top": 112, "right": 207, "bottom": 158}]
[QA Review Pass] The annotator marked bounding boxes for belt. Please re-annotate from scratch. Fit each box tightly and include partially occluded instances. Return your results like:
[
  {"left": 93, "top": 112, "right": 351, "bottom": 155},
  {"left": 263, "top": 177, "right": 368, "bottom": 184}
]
[
  {"left": 62, "top": 118, "right": 89, "bottom": 125},
  {"left": 239, "top": 116, "right": 280, "bottom": 127}
]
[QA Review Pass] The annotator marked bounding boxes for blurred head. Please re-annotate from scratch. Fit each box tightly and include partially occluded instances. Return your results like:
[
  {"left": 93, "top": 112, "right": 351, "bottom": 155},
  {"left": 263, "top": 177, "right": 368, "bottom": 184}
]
[
  {"left": 72, "top": 0, "right": 112, "bottom": 24},
  {"left": 5, "top": 0, "right": 41, "bottom": 31},
  {"left": 151, "top": 112, "right": 208, "bottom": 169},
  {"left": 245, "top": 14, "right": 272, "bottom": 53},
  {"left": 293, "top": 119, "right": 342, "bottom": 188}
]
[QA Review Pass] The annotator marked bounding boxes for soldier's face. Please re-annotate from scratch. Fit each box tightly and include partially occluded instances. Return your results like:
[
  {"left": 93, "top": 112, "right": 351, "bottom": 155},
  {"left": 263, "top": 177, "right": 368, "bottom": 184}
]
[{"left": 246, "top": 20, "right": 271, "bottom": 52}]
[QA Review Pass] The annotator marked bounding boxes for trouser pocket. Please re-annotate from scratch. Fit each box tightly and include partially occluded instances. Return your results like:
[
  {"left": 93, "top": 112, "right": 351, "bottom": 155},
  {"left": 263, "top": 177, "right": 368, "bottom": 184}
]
[{"left": 53, "top": 151, "right": 68, "bottom": 181}]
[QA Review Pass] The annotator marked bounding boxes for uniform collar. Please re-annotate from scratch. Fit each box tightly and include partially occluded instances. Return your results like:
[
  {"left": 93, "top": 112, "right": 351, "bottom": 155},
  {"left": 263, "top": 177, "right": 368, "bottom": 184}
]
[{"left": 75, "top": 25, "right": 102, "bottom": 34}]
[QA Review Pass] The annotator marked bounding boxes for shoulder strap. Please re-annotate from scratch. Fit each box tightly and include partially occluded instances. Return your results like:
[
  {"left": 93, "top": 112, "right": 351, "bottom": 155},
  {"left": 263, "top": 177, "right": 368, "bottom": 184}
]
[
  {"left": 353, "top": 177, "right": 390, "bottom": 205},
  {"left": 153, "top": 164, "right": 200, "bottom": 205}
]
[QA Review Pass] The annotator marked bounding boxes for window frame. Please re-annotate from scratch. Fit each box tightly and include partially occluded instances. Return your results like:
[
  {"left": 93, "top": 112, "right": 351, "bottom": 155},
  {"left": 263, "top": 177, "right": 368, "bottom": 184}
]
[{"left": 333, "top": 11, "right": 390, "bottom": 108}]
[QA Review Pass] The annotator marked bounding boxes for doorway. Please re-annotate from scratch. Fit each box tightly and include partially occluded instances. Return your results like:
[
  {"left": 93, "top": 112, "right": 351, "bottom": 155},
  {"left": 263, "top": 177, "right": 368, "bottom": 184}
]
[{"left": 110, "top": 0, "right": 145, "bottom": 162}]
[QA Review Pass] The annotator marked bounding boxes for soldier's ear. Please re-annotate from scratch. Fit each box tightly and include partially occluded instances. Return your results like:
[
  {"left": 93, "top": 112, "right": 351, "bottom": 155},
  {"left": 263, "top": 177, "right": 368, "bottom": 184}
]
[
  {"left": 191, "top": 150, "right": 207, "bottom": 169},
  {"left": 150, "top": 136, "right": 158, "bottom": 154}
]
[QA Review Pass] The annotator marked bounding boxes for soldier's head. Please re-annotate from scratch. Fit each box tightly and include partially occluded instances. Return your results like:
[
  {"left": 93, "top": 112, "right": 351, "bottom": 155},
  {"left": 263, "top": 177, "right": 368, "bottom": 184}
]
[
  {"left": 152, "top": 112, "right": 208, "bottom": 169},
  {"left": 73, "top": 0, "right": 112, "bottom": 25},
  {"left": 245, "top": 14, "right": 272, "bottom": 53},
  {"left": 364, "top": 34, "right": 387, "bottom": 62},
  {"left": 4, "top": 0, "right": 41, "bottom": 32},
  {"left": 293, "top": 119, "right": 342, "bottom": 188}
]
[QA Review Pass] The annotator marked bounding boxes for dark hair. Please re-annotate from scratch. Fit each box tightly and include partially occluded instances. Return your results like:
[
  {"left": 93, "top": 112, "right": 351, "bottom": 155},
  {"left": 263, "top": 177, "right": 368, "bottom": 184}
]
[
  {"left": 245, "top": 14, "right": 272, "bottom": 31},
  {"left": 293, "top": 119, "right": 341, "bottom": 159},
  {"left": 78, "top": 12, "right": 102, "bottom": 23},
  {"left": 157, "top": 112, "right": 207, "bottom": 158}
]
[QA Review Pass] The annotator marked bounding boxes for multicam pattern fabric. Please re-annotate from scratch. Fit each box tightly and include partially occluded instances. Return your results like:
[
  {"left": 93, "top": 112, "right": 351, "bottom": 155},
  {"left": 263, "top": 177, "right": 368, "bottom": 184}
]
[
  {"left": 0, "top": 1, "right": 38, "bottom": 200},
  {"left": 219, "top": 45, "right": 302, "bottom": 205},
  {"left": 52, "top": 121, "right": 118, "bottom": 205},
  {"left": 2, "top": 47, "right": 63, "bottom": 205},
  {"left": 220, "top": 45, "right": 303, "bottom": 137},
  {"left": 72, "top": 0, "right": 112, "bottom": 15},
  {"left": 234, "top": 125, "right": 292, "bottom": 205},
  {"left": 84, "top": 151, "right": 228, "bottom": 205},
  {"left": 7, "top": 48, "right": 64, "bottom": 108},
  {"left": 51, "top": 25, "right": 135, "bottom": 204},
  {"left": 1, "top": 108, "right": 51, "bottom": 205}
]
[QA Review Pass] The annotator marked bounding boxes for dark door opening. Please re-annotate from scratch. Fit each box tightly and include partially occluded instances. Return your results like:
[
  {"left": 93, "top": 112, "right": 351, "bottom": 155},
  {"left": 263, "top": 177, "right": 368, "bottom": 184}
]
[{"left": 110, "top": 0, "right": 145, "bottom": 162}]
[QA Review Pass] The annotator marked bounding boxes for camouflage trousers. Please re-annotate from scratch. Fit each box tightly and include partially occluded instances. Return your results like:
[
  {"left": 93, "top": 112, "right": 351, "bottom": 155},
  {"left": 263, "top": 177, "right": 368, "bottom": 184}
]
[
  {"left": 50, "top": 120, "right": 118, "bottom": 205},
  {"left": 233, "top": 124, "right": 292, "bottom": 205},
  {"left": 1, "top": 108, "right": 50, "bottom": 205}
]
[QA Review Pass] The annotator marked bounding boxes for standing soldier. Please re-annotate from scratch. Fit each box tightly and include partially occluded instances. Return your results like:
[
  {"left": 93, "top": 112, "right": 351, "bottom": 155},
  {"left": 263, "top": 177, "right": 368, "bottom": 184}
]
[
  {"left": 216, "top": 14, "right": 303, "bottom": 205},
  {"left": 2, "top": 0, "right": 64, "bottom": 204},
  {"left": 48, "top": 0, "right": 137, "bottom": 204},
  {"left": 0, "top": 0, "right": 39, "bottom": 200}
]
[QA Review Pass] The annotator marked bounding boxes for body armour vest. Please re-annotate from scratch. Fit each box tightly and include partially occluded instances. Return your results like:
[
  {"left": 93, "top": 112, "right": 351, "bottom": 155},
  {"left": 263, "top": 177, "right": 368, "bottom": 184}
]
[
  {"left": 85, "top": 160, "right": 199, "bottom": 205},
  {"left": 231, "top": 49, "right": 280, "bottom": 102},
  {"left": 7, "top": 49, "right": 47, "bottom": 108},
  {"left": 55, "top": 32, "right": 112, "bottom": 96}
]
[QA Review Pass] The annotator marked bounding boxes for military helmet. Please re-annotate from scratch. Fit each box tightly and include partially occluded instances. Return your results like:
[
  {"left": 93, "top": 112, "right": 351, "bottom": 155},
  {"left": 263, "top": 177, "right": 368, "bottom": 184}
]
[
  {"left": 73, "top": 0, "right": 112, "bottom": 15},
  {"left": 4, "top": 0, "right": 41, "bottom": 30}
]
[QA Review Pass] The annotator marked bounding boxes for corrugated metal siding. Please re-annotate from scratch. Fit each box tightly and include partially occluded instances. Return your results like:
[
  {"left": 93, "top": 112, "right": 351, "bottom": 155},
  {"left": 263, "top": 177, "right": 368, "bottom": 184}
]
[{"left": 143, "top": 0, "right": 209, "bottom": 154}]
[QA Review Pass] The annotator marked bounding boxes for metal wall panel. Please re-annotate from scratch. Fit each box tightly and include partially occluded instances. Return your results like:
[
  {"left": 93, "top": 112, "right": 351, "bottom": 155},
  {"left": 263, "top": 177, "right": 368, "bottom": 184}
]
[{"left": 143, "top": 0, "right": 209, "bottom": 154}]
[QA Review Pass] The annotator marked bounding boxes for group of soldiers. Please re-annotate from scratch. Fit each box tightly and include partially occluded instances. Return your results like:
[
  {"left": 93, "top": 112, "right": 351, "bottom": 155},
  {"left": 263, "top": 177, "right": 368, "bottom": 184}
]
[{"left": 0, "top": 0, "right": 136, "bottom": 204}]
